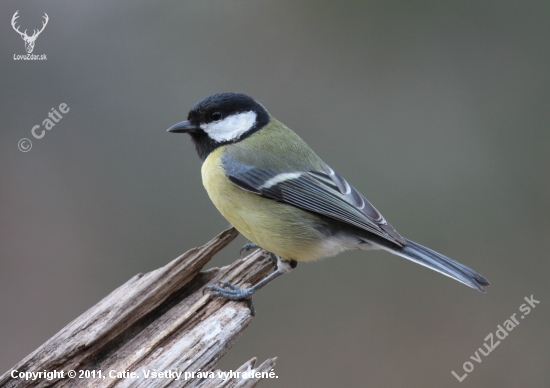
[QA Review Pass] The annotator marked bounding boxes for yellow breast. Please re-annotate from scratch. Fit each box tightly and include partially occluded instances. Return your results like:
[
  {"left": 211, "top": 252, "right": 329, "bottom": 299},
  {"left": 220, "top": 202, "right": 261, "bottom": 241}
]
[{"left": 201, "top": 147, "right": 333, "bottom": 261}]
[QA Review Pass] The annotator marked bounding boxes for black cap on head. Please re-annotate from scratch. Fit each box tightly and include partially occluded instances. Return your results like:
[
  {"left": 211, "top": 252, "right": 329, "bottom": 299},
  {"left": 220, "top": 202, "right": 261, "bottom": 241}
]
[{"left": 188, "top": 92, "right": 268, "bottom": 127}]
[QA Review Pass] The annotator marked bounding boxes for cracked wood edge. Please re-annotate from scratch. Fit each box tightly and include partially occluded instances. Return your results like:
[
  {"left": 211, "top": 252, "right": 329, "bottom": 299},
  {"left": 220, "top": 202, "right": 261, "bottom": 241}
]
[
  {"left": 1, "top": 228, "right": 278, "bottom": 388},
  {"left": 196, "top": 357, "right": 278, "bottom": 388}
]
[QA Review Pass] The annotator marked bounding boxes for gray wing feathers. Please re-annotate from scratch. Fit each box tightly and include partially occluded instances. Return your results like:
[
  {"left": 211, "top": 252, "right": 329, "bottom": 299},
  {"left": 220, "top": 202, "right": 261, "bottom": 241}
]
[{"left": 222, "top": 153, "right": 406, "bottom": 246}]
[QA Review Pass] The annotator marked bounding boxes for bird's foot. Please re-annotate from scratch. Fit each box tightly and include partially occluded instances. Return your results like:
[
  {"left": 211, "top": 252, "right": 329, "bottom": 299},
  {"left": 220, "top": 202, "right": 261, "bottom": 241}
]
[
  {"left": 239, "top": 243, "right": 278, "bottom": 269},
  {"left": 205, "top": 256, "right": 296, "bottom": 316},
  {"left": 207, "top": 281, "right": 255, "bottom": 300},
  {"left": 240, "top": 242, "right": 259, "bottom": 258},
  {"left": 205, "top": 281, "right": 257, "bottom": 316}
]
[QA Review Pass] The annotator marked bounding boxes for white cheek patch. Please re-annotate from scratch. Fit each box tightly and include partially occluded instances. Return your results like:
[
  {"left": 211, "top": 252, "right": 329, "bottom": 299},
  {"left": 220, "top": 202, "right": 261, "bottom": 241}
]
[{"left": 200, "top": 111, "right": 257, "bottom": 142}]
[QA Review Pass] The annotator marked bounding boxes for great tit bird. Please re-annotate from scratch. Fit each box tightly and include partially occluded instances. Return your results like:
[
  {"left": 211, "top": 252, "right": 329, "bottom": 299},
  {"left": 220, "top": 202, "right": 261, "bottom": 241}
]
[{"left": 168, "top": 92, "right": 489, "bottom": 315}]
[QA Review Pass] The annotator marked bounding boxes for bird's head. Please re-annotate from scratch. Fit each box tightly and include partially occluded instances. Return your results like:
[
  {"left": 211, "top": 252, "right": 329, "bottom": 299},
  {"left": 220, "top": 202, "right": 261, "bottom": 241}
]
[{"left": 168, "top": 92, "right": 269, "bottom": 160}]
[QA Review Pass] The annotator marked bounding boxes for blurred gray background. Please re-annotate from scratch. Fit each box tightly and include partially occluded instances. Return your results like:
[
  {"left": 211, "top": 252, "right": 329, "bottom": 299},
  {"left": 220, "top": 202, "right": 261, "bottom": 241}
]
[{"left": 1, "top": 1, "right": 549, "bottom": 387}]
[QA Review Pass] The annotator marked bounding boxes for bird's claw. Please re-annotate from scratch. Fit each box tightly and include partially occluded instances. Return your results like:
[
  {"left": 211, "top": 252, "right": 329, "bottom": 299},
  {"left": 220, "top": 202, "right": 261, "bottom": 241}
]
[
  {"left": 205, "top": 282, "right": 257, "bottom": 316},
  {"left": 240, "top": 242, "right": 258, "bottom": 258},
  {"left": 206, "top": 283, "right": 254, "bottom": 300},
  {"left": 220, "top": 281, "right": 241, "bottom": 291}
]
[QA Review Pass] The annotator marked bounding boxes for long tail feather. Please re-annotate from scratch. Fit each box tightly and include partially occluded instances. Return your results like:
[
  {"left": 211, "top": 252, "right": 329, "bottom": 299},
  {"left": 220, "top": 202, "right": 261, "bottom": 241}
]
[{"left": 378, "top": 239, "right": 490, "bottom": 292}]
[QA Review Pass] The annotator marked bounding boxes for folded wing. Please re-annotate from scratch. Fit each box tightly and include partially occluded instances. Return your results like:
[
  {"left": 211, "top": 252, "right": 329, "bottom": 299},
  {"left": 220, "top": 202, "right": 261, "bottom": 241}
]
[{"left": 222, "top": 152, "right": 406, "bottom": 246}]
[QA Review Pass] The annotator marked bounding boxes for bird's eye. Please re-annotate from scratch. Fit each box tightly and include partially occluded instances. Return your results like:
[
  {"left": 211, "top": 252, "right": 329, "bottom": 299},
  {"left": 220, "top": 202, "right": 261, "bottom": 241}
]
[{"left": 210, "top": 111, "right": 222, "bottom": 121}]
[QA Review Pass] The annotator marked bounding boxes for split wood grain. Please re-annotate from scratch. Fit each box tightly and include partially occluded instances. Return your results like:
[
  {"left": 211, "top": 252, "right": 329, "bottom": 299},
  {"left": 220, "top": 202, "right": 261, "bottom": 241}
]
[{"left": 0, "top": 228, "right": 277, "bottom": 387}]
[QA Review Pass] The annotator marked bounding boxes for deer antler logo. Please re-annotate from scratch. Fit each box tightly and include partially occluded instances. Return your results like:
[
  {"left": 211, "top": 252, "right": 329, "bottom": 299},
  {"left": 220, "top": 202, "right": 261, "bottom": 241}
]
[{"left": 11, "top": 11, "right": 49, "bottom": 54}]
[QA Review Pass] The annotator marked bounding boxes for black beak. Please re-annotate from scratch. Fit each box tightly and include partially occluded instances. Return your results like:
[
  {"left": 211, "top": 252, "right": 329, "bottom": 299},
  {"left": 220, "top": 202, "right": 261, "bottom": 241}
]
[{"left": 167, "top": 120, "right": 199, "bottom": 133}]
